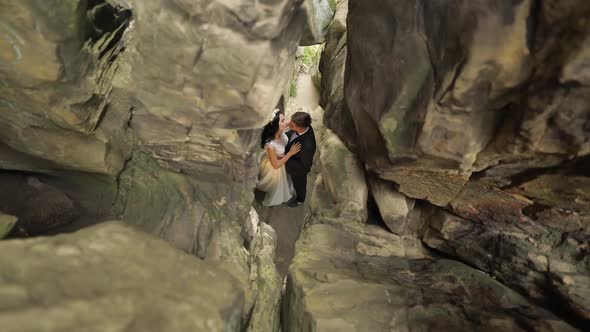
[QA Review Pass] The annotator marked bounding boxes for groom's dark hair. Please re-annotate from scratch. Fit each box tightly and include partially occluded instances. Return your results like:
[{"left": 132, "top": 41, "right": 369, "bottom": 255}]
[{"left": 291, "top": 112, "right": 311, "bottom": 128}]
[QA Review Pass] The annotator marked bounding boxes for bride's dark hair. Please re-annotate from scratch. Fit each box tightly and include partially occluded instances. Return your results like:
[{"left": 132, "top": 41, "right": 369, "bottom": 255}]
[{"left": 260, "top": 111, "right": 281, "bottom": 149}]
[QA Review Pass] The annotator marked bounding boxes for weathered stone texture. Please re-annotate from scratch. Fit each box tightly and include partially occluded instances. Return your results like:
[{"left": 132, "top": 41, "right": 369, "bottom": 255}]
[
  {"left": 0, "top": 0, "right": 305, "bottom": 255},
  {"left": 0, "top": 222, "right": 244, "bottom": 332},
  {"left": 284, "top": 220, "right": 576, "bottom": 332},
  {"left": 342, "top": 0, "right": 590, "bottom": 206},
  {"left": 300, "top": 0, "right": 333, "bottom": 45},
  {"left": 318, "top": 129, "right": 368, "bottom": 223}
]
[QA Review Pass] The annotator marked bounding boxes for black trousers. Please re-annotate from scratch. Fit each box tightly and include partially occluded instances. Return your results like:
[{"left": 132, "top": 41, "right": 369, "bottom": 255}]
[{"left": 291, "top": 174, "right": 307, "bottom": 203}]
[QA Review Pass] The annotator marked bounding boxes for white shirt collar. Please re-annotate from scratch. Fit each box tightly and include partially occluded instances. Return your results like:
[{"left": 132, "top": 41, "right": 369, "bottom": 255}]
[
  {"left": 295, "top": 127, "right": 309, "bottom": 136},
  {"left": 289, "top": 127, "right": 308, "bottom": 142}
]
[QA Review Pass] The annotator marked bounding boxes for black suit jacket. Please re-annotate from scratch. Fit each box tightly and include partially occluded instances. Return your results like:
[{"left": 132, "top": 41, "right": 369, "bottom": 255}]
[{"left": 285, "top": 126, "right": 317, "bottom": 176}]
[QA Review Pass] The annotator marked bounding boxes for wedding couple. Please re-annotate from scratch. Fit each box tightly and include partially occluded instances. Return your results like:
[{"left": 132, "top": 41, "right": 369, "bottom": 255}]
[{"left": 256, "top": 110, "right": 316, "bottom": 208}]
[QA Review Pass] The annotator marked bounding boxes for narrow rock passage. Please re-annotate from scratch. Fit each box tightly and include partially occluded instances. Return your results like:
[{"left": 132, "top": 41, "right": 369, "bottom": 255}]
[
  {"left": 253, "top": 177, "right": 315, "bottom": 277},
  {"left": 290, "top": 73, "right": 320, "bottom": 111},
  {"left": 253, "top": 72, "right": 321, "bottom": 277}
]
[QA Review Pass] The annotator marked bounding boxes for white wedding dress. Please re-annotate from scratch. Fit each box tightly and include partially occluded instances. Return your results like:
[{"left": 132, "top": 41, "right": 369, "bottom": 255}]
[{"left": 256, "top": 132, "right": 295, "bottom": 206}]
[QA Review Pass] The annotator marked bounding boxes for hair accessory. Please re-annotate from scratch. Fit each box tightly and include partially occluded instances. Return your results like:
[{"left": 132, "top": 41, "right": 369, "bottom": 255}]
[{"left": 269, "top": 108, "right": 280, "bottom": 122}]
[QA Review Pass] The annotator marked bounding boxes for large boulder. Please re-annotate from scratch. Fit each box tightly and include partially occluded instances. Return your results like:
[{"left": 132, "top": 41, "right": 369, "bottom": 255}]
[
  {"left": 318, "top": 130, "right": 367, "bottom": 222},
  {"left": 300, "top": 0, "right": 334, "bottom": 45},
  {"left": 0, "top": 0, "right": 305, "bottom": 255},
  {"left": 300, "top": 115, "right": 582, "bottom": 329},
  {"left": 367, "top": 174, "right": 415, "bottom": 235},
  {"left": 0, "top": 4, "right": 307, "bottom": 329},
  {"left": 0, "top": 222, "right": 244, "bottom": 332},
  {"left": 283, "top": 219, "right": 575, "bottom": 331},
  {"left": 319, "top": 0, "right": 354, "bottom": 150},
  {"left": 423, "top": 181, "right": 590, "bottom": 322},
  {"left": 0, "top": 0, "right": 133, "bottom": 175},
  {"left": 344, "top": 0, "right": 590, "bottom": 206}
]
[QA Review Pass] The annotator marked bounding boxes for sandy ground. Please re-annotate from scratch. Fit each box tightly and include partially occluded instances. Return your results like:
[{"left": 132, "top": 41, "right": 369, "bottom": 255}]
[
  {"left": 290, "top": 73, "right": 320, "bottom": 111},
  {"left": 253, "top": 173, "right": 316, "bottom": 277}
]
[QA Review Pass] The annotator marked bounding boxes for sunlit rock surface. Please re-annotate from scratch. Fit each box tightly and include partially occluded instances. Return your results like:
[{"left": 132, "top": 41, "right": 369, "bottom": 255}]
[
  {"left": 0, "top": 222, "right": 244, "bottom": 332},
  {"left": 0, "top": 0, "right": 305, "bottom": 254}
]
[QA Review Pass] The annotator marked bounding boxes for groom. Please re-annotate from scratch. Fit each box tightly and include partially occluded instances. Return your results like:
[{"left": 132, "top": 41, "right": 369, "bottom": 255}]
[{"left": 284, "top": 111, "right": 316, "bottom": 208}]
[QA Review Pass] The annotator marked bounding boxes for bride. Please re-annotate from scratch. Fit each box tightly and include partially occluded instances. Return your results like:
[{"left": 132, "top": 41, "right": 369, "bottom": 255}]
[{"left": 256, "top": 110, "right": 301, "bottom": 206}]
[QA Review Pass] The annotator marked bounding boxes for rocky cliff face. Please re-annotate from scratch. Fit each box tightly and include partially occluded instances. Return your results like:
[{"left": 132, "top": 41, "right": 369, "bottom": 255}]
[
  {"left": 2, "top": 0, "right": 589, "bottom": 331},
  {"left": 0, "top": 0, "right": 304, "bottom": 253},
  {"left": 0, "top": 222, "right": 245, "bottom": 332},
  {"left": 300, "top": 0, "right": 589, "bottom": 329},
  {"left": 284, "top": 129, "right": 582, "bottom": 331},
  {"left": 318, "top": 0, "right": 349, "bottom": 145},
  {"left": 343, "top": 0, "right": 590, "bottom": 206},
  {"left": 1, "top": 1, "right": 303, "bottom": 330},
  {"left": 300, "top": 0, "right": 333, "bottom": 46}
]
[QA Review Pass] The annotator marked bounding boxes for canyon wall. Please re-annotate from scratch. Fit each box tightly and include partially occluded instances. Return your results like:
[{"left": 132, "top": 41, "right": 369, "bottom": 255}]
[
  {"left": 0, "top": 1, "right": 304, "bottom": 330},
  {"left": 286, "top": 0, "right": 589, "bottom": 330}
]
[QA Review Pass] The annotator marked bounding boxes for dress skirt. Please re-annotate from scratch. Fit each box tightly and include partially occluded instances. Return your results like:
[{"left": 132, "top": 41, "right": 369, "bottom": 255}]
[{"left": 256, "top": 157, "right": 295, "bottom": 206}]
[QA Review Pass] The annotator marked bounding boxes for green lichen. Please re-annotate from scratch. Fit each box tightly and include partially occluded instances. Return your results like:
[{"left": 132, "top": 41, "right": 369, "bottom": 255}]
[
  {"left": 328, "top": 0, "right": 339, "bottom": 11},
  {"left": 380, "top": 57, "right": 431, "bottom": 155},
  {"left": 298, "top": 45, "right": 323, "bottom": 74},
  {"left": 290, "top": 79, "right": 297, "bottom": 97},
  {"left": 0, "top": 213, "right": 17, "bottom": 238}
]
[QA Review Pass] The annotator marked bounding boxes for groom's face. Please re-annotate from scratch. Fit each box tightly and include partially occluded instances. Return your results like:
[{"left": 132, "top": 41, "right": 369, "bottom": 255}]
[{"left": 289, "top": 119, "right": 300, "bottom": 131}]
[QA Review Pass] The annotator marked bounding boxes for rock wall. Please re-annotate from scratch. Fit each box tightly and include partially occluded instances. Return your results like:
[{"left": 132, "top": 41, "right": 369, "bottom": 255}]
[
  {"left": 283, "top": 126, "right": 578, "bottom": 331},
  {"left": 0, "top": 2, "right": 305, "bottom": 330},
  {"left": 2, "top": 0, "right": 589, "bottom": 330},
  {"left": 300, "top": 0, "right": 333, "bottom": 45},
  {"left": 0, "top": 222, "right": 245, "bottom": 332},
  {"left": 342, "top": 0, "right": 590, "bottom": 206},
  {"left": 318, "top": 0, "right": 352, "bottom": 149},
  {"left": 0, "top": 0, "right": 304, "bottom": 254},
  {"left": 308, "top": 0, "right": 590, "bottom": 329}
]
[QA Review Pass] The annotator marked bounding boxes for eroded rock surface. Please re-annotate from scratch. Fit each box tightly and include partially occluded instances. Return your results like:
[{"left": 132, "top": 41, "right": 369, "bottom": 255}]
[
  {"left": 293, "top": 73, "right": 590, "bottom": 330},
  {"left": 0, "top": 2, "right": 307, "bottom": 330},
  {"left": 317, "top": 129, "right": 367, "bottom": 223},
  {"left": 300, "top": 0, "right": 334, "bottom": 45},
  {"left": 0, "top": 0, "right": 305, "bottom": 256},
  {"left": 324, "top": 0, "right": 590, "bottom": 326},
  {"left": 284, "top": 219, "right": 575, "bottom": 332},
  {"left": 0, "top": 222, "right": 244, "bottom": 332},
  {"left": 318, "top": 0, "right": 354, "bottom": 151},
  {"left": 286, "top": 120, "right": 580, "bottom": 331},
  {"left": 368, "top": 174, "right": 415, "bottom": 235},
  {"left": 247, "top": 222, "right": 282, "bottom": 332},
  {"left": 343, "top": 0, "right": 590, "bottom": 206},
  {"left": 0, "top": 1, "right": 133, "bottom": 175},
  {"left": 423, "top": 181, "right": 590, "bottom": 322}
]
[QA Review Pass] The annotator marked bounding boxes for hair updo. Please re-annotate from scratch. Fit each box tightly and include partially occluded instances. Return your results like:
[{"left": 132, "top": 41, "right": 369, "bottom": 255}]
[{"left": 260, "top": 111, "right": 281, "bottom": 149}]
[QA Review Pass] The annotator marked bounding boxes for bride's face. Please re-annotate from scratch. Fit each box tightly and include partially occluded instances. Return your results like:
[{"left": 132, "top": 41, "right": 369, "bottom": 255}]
[{"left": 279, "top": 114, "right": 290, "bottom": 130}]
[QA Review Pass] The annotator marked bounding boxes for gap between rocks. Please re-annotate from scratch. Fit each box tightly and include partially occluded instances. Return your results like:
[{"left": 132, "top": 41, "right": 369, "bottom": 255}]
[{"left": 252, "top": 49, "right": 322, "bottom": 277}]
